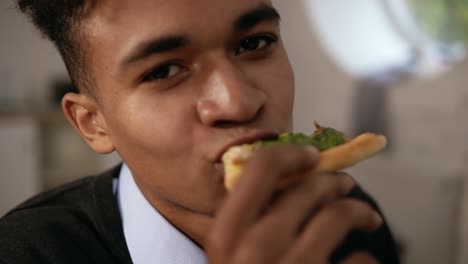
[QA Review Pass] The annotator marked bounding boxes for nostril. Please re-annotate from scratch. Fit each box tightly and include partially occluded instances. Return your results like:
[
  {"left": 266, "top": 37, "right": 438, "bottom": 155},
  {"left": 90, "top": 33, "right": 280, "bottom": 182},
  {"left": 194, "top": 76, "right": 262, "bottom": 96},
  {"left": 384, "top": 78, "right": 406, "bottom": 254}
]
[
  {"left": 212, "top": 120, "right": 238, "bottom": 128},
  {"left": 212, "top": 105, "right": 264, "bottom": 128},
  {"left": 254, "top": 105, "right": 264, "bottom": 119}
]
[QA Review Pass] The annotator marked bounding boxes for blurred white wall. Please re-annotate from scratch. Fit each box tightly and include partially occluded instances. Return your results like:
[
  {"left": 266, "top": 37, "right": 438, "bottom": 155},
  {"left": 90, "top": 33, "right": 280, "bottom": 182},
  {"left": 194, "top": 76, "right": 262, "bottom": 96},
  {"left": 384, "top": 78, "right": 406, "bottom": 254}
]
[
  {"left": 274, "top": 1, "right": 468, "bottom": 263},
  {"left": 305, "top": 0, "right": 414, "bottom": 77}
]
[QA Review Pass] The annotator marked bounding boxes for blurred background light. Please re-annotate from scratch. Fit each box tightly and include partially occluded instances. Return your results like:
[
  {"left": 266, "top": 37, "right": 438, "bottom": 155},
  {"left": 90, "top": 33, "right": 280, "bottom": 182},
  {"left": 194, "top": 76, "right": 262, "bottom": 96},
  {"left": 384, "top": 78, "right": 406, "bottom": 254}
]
[{"left": 305, "top": 0, "right": 467, "bottom": 79}]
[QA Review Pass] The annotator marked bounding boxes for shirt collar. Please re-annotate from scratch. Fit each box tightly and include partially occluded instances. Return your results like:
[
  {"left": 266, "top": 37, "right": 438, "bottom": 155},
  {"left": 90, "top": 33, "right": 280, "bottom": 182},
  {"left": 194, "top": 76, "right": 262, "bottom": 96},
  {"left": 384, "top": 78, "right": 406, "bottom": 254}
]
[{"left": 116, "top": 163, "right": 207, "bottom": 264}]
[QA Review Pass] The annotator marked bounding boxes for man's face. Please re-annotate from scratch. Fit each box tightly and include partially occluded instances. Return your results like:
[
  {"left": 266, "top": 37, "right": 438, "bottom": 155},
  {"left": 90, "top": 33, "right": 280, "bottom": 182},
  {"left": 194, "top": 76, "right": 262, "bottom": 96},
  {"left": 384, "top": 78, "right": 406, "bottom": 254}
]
[{"left": 85, "top": 0, "right": 294, "bottom": 214}]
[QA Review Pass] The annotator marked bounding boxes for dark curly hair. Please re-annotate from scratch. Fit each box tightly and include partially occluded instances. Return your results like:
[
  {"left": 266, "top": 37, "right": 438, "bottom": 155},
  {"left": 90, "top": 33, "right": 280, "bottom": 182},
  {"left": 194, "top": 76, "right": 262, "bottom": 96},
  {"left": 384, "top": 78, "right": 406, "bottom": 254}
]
[{"left": 17, "top": 0, "right": 94, "bottom": 94}]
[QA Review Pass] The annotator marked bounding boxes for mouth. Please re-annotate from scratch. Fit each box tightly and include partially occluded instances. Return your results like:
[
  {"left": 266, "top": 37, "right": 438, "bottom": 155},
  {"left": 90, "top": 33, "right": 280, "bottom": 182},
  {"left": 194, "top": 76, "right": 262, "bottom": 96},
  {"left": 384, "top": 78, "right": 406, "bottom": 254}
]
[{"left": 214, "top": 130, "right": 278, "bottom": 164}]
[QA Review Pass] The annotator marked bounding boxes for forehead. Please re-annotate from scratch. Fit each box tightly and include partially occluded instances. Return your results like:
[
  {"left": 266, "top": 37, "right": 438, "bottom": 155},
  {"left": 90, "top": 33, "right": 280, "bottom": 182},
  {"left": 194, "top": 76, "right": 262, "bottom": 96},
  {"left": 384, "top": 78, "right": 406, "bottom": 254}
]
[
  {"left": 85, "top": 0, "right": 273, "bottom": 43},
  {"left": 90, "top": 0, "right": 271, "bottom": 20}
]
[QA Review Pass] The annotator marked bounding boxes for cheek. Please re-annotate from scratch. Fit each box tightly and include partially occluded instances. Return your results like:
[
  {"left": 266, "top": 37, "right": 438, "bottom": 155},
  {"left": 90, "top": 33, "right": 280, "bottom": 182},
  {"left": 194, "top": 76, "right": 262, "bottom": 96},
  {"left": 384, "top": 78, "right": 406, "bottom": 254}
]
[
  {"left": 272, "top": 61, "right": 295, "bottom": 109},
  {"left": 108, "top": 91, "right": 195, "bottom": 158},
  {"left": 254, "top": 50, "right": 295, "bottom": 120}
]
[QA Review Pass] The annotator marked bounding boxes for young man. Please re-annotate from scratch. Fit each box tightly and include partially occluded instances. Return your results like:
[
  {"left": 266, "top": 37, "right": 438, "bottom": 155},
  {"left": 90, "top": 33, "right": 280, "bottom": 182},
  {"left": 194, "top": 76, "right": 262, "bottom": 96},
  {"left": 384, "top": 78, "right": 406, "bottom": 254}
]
[{"left": 0, "top": 0, "right": 399, "bottom": 263}]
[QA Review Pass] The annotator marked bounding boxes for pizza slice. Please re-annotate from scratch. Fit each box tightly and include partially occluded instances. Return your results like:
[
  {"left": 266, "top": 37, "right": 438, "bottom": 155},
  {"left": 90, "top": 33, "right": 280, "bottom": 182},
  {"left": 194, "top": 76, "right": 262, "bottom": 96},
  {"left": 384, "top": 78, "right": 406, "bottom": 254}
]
[{"left": 222, "top": 122, "right": 387, "bottom": 190}]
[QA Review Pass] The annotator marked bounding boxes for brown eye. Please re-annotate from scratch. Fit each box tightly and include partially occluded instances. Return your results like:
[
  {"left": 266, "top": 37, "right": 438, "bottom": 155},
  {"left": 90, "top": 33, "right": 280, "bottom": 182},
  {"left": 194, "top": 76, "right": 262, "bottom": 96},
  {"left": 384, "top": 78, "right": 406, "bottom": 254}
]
[
  {"left": 237, "top": 35, "right": 278, "bottom": 55},
  {"left": 143, "top": 63, "right": 183, "bottom": 82}
]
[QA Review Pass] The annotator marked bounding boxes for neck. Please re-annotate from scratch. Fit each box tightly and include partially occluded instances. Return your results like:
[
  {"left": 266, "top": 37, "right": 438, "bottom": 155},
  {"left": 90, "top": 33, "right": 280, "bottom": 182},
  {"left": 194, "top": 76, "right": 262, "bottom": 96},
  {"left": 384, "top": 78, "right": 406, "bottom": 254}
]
[
  {"left": 148, "top": 193, "right": 214, "bottom": 248},
  {"left": 129, "top": 167, "right": 218, "bottom": 248}
]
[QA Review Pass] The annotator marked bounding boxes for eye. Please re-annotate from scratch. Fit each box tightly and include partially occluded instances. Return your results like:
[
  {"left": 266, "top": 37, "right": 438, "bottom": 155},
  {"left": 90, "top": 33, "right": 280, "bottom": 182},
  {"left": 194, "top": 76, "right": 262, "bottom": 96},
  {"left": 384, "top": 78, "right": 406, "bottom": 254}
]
[
  {"left": 236, "top": 34, "right": 278, "bottom": 55},
  {"left": 142, "top": 63, "right": 184, "bottom": 82}
]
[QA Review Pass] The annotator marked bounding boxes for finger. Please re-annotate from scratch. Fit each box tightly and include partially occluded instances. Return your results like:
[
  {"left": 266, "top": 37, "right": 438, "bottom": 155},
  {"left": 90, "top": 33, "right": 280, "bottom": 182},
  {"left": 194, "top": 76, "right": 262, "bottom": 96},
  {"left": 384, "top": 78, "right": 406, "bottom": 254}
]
[
  {"left": 281, "top": 199, "right": 383, "bottom": 263},
  {"left": 341, "top": 252, "right": 379, "bottom": 264},
  {"left": 232, "top": 172, "right": 355, "bottom": 263},
  {"left": 208, "top": 145, "right": 319, "bottom": 259},
  {"left": 217, "top": 145, "right": 319, "bottom": 231},
  {"left": 258, "top": 172, "right": 355, "bottom": 237}
]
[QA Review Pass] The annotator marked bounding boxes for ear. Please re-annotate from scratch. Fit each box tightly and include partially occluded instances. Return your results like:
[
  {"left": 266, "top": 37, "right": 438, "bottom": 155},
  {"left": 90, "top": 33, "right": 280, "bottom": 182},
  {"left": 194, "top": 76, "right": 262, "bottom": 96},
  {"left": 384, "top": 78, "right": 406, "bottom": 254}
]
[{"left": 62, "top": 93, "right": 115, "bottom": 154}]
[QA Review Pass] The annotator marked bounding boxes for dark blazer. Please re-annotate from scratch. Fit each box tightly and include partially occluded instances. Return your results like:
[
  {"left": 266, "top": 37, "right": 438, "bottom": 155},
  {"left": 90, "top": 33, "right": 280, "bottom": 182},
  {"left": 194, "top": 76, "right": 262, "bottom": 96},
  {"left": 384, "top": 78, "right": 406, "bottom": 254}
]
[{"left": 0, "top": 165, "right": 399, "bottom": 264}]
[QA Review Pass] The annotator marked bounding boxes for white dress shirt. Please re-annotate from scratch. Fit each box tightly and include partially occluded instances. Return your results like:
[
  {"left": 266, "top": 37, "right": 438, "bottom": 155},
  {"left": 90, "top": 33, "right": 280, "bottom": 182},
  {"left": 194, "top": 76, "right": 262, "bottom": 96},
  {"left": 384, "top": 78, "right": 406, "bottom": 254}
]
[{"left": 116, "top": 164, "right": 207, "bottom": 264}]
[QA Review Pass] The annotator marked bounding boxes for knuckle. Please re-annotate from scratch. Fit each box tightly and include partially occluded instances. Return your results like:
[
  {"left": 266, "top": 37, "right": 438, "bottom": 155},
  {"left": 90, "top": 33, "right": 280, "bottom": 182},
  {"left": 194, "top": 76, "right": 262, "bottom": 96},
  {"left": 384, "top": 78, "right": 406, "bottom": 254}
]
[
  {"left": 337, "top": 174, "right": 356, "bottom": 195},
  {"left": 325, "top": 199, "right": 357, "bottom": 219},
  {"left": 326, "top": 203, "right": 349, "bottom": 221},
  {"left": 310, "top": 174, "right": 339, "bottom": 202},
  {"left": 326, "top": 199, "right": 378, "bottom": 228},
  {"left": 233, "top": 241, "right": 265, "bottom": 264},
  {"left": 315, "top": 174, "right": 349, "bottom": 200},
  {"left": 298, "top": 173, "right": 344, "bottom": 208}
]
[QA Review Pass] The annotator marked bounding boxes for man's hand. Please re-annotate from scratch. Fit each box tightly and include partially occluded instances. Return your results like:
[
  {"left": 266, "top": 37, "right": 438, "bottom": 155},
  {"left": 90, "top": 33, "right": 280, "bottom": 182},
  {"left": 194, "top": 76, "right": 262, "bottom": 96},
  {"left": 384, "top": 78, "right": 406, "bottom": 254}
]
[{"left": 207, "top": 145, "right": 382, "bottom": 264}]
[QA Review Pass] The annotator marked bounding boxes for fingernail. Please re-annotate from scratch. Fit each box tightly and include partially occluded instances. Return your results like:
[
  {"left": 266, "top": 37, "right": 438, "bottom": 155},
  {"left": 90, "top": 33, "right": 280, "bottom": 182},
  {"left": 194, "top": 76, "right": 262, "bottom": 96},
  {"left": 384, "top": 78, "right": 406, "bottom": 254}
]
[
  {"left": 372, "top": 212, "right": 383, "bottom": 227},
  {"left": 336, "top": 171, "right": 350, "bottom": 177},
  {"left": 342, "top": 175, "right": 355, "bottom": 193},
  {"left": 305, "top": 146, "right": 319, "bottom": 156}
]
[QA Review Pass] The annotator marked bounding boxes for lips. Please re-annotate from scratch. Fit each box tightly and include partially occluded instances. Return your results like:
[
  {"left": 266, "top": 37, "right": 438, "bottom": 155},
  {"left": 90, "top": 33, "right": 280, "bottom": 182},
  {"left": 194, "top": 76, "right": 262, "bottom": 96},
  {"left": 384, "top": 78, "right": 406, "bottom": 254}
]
[{"left": 214, "top": 130, "right": 278, "bottom": 163}]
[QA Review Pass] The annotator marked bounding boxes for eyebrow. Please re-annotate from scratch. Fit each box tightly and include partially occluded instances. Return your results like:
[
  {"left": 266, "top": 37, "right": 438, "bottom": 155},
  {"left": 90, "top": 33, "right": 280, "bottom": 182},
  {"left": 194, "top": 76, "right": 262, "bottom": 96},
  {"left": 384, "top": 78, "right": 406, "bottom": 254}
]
[
  {"left": 122, "top": 35, "right": 189, "bottom": 66},
  {"left": 234, "top": 4, "right": 281, "bottom": 32},
  {"left": 121, "top": 4, "right": 280, "bottom": 67}
]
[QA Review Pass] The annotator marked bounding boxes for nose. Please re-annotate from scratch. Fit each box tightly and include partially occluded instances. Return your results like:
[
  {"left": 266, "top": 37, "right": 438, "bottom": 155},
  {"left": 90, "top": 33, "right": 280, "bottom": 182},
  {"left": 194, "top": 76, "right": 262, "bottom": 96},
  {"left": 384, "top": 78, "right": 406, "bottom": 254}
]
[{"left": 197, "top": 60, "right": 266, "bottom": 127}]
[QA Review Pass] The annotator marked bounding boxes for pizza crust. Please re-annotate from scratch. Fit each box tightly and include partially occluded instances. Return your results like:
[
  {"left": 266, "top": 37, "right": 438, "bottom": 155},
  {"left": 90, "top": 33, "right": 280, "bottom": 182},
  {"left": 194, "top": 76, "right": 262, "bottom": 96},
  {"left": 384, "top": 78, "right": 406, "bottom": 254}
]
[
  {"left": 315, "top": 132, "right": 387, "bottom": 173},
  {"left": 223, "top": 132, "right": 386, "bottom": 191}
]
